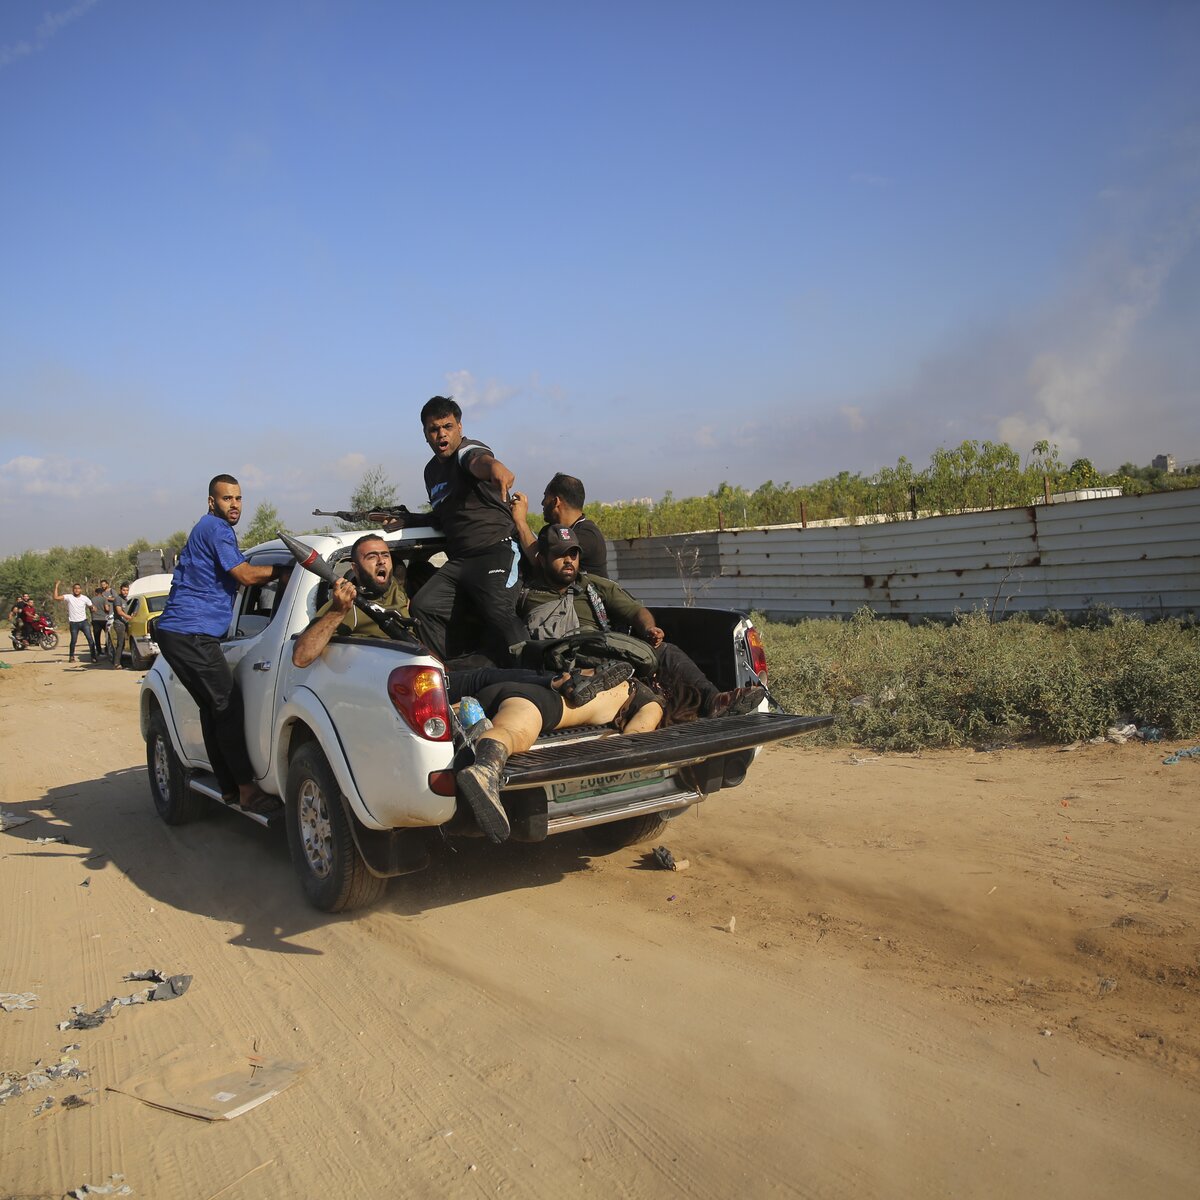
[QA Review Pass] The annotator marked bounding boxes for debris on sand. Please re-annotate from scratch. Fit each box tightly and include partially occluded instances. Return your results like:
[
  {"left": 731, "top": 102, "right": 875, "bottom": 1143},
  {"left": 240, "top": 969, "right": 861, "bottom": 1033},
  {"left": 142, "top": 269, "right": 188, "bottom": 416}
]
[
  {"left": 0, "top": 992, "right": 38, "bottom": 1012},
  {"left": 0, "top": 810, "right": 33, "bottom": 831},
  {"left": 650, "top": 846, "right": 690, "bottom": 872},
  {"left": 58, "top": 971, "right": 192, "bottom": 1031},
  {"left": 68, "top": 1173, "right": 131, "bottom": 1197}
]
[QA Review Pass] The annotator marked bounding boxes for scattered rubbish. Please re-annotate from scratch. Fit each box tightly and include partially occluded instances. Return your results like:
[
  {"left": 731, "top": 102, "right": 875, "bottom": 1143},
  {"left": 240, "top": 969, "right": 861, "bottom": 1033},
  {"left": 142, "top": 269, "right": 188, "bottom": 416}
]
[
  {"left": 35, "top": 835, "right": 68, "bottom": 844},
  {"left": 1, "top": 992, "right": 38, "bottom": 1012},
  {"left": 1137, "top": 726, "right": 1163, "bottom": 742},
  {"left": 110, "top": 1047, "right": 307, "bottom": 1121},
  {"left": 62, "top": 1093, "right": 90, "bottom": 1108},
  {"left": 1106, "top": 724, "right": 1137, "bottom": 744},
  {"left": 1040, "top": 1029, "right": 1054, "bottom": 1037},
  {"left": 724, "top": 916, "right": 737, "bottom": 934},
  {"left": 848, "top": 753, "right": 881, "bottom": 765},
  {"left": 81, "top": 878, "right": 91, "bottom": 888},
  {"left": 650, "top": 845, "right": 689, "bottom": 872},
  {"left": 68, "top": 1173, "right": 131, "bottom": 1198},
  {"left": 1163, "top": 746, "right": 1200, "bottom": 765},
  {"left": 58, "top": 971, "right": 192, "bottom": 1030},
  {"left": 0, "top": 810, "right": 33, "bottom": 831},
  {"left": 32, "top": 1095, "right": 56, "bottom": 1115},
  {"left": 986, "top": 886, "right": 997, "bottom": 896},
  {"left": 651, "top": 845, "right": 676, "bottom": 870},
  {"left": 0, "top": 1055, "right": 88, "bottom": 1104},
  {"left": 1098, "top": 977, "right": 1118, "bottom": 996},
  {"left": 667, "top": 894, "right": 677, "bottom": 902}
]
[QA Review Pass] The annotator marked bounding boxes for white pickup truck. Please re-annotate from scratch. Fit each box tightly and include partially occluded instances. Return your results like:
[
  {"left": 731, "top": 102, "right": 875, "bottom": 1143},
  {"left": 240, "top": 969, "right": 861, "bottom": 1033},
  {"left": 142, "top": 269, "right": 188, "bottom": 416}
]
[{"left": 140, "top": 524, "right": 830, "bottom": 912}]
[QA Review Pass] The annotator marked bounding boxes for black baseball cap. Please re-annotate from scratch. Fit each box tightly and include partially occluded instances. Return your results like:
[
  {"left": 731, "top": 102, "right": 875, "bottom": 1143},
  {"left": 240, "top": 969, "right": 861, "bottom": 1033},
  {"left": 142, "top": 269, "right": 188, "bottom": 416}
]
[{"left": 542, "top": 524, "right": 582, "bottom": 558}]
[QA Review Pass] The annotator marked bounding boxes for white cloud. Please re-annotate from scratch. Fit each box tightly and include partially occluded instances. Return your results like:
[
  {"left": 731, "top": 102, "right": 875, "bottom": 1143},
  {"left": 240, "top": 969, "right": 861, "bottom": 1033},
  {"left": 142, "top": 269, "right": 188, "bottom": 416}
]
[
  {"left": 236, "top": 463, "right": 269, "bottom": 491},
  {"left": 0, "top": 0, "right": 100, "bottom": 69},
  {"left": 334, "top": 452, "right": 368, "bottom": 478},
  {"left": 840, "top": 405, "right": 866, "bottom": 433},
  {"left": 443, "top": 369, "right": 518, "bottom": 411},
  {"left": 1, "top": 454, "right": 103, "bottom": 498}
]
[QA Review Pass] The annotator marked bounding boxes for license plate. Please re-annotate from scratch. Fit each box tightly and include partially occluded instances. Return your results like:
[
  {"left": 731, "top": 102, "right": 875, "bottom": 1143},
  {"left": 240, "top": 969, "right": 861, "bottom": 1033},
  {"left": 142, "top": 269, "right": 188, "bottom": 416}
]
[{"left": 550, "top": 768, "right": 665, "bottom": 803}]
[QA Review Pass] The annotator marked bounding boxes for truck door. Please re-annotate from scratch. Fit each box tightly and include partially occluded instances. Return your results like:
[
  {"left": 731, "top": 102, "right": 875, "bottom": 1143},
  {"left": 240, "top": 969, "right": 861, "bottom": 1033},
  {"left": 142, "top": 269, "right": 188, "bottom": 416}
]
[{"left": 223, "top": 557, "right": 294, "bottom": 779}]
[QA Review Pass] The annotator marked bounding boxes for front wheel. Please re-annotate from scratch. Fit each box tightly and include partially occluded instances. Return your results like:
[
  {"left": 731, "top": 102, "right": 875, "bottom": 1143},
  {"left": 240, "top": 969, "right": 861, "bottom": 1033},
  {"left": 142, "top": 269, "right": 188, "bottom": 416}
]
[
  {"left": 286, "top": 742, "right": 386, "bottom": 913},
  {"left": 146, "top": 706, "right": 207, "bottom": 825},
  {"left": 41, "top": 631, "right": 59, "bottom": 651},
  {"left": 585, "top": 812, "right": 669, "bottom": 851}
]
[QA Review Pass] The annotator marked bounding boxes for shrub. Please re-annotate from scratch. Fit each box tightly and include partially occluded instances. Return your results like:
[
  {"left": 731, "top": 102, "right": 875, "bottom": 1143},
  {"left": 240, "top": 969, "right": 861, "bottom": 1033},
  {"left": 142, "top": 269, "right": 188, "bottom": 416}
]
[{"left": 756, "top": 608, "right": 1200, "bottom": 748}]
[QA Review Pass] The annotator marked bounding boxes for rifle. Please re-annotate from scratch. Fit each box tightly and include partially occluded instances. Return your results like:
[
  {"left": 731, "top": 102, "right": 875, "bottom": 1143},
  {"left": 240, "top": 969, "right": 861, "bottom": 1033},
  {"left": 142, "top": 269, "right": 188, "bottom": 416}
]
[
  {"left": 310, "top": 504, "right": 437, "bottom": 530},
  {"left": 279, "top": 532, "right": 421, "bottom": 645}
]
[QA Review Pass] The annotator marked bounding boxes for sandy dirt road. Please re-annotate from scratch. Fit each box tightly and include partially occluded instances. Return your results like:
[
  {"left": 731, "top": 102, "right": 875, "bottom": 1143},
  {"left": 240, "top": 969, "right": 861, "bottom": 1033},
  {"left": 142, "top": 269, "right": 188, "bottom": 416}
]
[{"left": 2, "top": 647, "right": 1198, "bottom": 1199}]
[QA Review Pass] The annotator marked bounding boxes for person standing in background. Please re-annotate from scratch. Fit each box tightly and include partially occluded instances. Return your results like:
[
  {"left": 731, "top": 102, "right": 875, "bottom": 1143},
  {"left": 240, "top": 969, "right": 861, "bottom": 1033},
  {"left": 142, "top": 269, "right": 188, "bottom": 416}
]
[{"left": 54, "top": 581, "right": 96, "bottom": 663}]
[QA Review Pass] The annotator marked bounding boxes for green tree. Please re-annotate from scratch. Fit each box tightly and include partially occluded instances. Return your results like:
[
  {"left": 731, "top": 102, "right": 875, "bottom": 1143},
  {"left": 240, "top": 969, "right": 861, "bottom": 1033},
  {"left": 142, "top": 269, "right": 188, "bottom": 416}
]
[
  {"left": 241, "top": 501, "right": 289, "bottom": 549},
  {"left": 340, "top": 465, "right": 398, "bottom": 530}
]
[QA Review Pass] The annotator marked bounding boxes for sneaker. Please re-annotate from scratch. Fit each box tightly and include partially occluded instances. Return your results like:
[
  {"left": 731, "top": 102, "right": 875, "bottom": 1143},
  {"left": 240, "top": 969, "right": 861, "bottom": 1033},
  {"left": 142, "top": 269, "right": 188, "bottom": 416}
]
[
  {"left": 456, "top": 741, "right": 511, "bottom": 843},
  {"left": 564, "top": 661, "right": 633, "bottom": 705}
]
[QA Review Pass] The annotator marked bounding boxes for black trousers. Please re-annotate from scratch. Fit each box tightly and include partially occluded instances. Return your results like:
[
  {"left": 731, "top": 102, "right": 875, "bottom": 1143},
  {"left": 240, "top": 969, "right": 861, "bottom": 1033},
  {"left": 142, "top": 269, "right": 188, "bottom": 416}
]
[
  {"left": 410, "top": 541, "right": 527, "bottom": 665},
  {"left": 91, "top": 619, "right": 107, "bottom": 652},
  {"left": 655, "top": 642, "right": 719, "bottom": 707},
  {"left": 155, "top": 628, "right": 254, "bottom": 796}
]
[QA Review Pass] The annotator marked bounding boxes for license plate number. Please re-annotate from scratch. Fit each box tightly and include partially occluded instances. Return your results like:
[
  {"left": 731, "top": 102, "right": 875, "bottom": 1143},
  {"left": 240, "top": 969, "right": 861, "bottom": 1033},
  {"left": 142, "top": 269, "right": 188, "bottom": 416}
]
[{"left": 550, "top": 768, "right": 664, "bottom": 803}]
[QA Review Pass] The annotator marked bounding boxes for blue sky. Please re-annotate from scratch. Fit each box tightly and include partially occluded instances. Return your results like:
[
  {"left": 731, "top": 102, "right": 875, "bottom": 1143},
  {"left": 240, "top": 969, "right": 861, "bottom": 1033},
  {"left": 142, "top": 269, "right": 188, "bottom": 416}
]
[{"left": 2, "top": 0, "right": 1197, "bottom": 555}]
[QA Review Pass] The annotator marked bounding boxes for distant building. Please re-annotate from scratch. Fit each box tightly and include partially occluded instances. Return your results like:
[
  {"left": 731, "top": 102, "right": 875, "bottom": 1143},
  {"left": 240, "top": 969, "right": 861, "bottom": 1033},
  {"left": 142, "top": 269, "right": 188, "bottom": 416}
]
[{"left": 1152, "top": 453, "right": 1177, "bottom": 473}]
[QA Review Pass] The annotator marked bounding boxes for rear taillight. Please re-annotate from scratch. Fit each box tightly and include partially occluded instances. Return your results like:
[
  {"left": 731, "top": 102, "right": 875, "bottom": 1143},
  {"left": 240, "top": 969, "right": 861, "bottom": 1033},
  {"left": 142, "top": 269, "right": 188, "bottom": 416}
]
[
  {"left": 745, "top": 627, "right": 768, "bottom": 681},
  {"left": 387, "top": 666, "right": 451, "bottom": 741}
]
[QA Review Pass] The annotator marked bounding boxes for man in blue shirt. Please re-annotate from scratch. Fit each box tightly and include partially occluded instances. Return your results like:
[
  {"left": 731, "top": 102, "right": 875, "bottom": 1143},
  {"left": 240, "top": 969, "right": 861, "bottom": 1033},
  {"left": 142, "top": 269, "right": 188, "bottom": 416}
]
[{"left": 155, "top": 475, "right": 286, "bottom": 814}]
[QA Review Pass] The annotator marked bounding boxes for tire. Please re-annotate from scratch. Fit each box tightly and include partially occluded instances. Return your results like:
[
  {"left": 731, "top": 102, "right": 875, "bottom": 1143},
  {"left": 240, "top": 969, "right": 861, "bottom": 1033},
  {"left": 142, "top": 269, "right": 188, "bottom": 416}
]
[
  {"left": 40, "top": 631, "right": 59, "bottom": 650},
  {"left": 286, "top": 742, "right": 386, "bottom": 913},
  {"left": 146, "top": 706, "right": 207, "bottom": 825},
  {"left": 585, "top": 812, "right": 669, "bottom": 851},
  {"left": 129, "top": 639, "right": 150, "bottom": 671}
]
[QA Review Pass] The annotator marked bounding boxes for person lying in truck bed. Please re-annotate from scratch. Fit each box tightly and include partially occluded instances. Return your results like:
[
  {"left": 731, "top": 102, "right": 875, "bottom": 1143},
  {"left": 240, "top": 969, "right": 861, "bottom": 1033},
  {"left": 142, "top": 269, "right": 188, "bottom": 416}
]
[
  {"left": 516, "top": 524, "right": 765, "bottom": 720},
  {"left": 456, "top": 674, "right": 664, "bottom": 844},
  {"left": 291, "top": 534, "right": 630, "bottom": 708}
]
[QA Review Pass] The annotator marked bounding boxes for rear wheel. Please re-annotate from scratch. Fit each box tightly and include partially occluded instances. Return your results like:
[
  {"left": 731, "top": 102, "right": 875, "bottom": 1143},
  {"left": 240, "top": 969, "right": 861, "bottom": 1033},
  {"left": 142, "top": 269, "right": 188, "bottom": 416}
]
[
  {"left": 146, "top": 706, "right": 207, "bottom": 825},
  {"left": 129, "top": 638, "right": 150, "bottom": 670},
  {"left": 40, "top": 631, "right": 59, "bottom": 650},
  {"left": 585, "top": 812, "right": 669, "bottom": 851},
  {"left": 286, "top": 742, "right": 386, "bottom": 913}
]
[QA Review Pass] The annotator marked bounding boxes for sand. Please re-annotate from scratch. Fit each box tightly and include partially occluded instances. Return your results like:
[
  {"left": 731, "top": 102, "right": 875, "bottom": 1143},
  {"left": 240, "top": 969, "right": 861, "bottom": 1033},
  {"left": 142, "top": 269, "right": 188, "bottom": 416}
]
[{"left": 1, "top": 645, "right": 1198, "bottom": 1198}]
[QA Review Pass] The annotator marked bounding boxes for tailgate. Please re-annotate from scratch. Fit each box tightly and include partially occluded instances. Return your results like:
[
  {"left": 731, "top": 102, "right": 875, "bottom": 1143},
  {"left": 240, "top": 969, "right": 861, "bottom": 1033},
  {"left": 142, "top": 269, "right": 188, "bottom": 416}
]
[{"left": 502, "top": 711, "right": 832, "bottom": 789}]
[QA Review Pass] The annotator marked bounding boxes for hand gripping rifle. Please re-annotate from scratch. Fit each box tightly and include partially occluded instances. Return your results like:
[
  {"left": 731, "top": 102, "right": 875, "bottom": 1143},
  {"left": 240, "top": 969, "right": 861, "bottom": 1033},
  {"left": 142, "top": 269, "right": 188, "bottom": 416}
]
[
  {"left": 309, "top": 504, "right": 437, "bottom": 529},
  {"left": 279, "top": 531, "right": 421, "bottom": 645}
]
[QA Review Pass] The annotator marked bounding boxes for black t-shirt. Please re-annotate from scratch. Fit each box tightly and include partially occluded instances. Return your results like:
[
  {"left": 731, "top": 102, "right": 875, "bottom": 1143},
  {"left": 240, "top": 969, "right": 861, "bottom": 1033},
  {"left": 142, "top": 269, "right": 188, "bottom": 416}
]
[
  {"left": 423, "top": 437, "right": 515, "bottom": 558},
  {"left": 537, "top": 516, "right": 609, "bottom": 578}
]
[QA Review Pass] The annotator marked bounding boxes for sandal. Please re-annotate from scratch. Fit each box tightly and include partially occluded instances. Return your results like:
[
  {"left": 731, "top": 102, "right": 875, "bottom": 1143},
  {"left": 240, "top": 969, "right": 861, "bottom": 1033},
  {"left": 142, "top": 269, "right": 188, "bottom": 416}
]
[{"left": 238, "top": 790, "right": 282, "bottom": 816}]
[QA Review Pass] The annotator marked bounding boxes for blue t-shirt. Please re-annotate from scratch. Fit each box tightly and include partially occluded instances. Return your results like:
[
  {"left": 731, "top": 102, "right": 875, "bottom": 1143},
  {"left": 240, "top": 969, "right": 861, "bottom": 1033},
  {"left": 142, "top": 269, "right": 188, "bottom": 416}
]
[{"left": 156, "top": 513, "right": 246, "bottom": 637}]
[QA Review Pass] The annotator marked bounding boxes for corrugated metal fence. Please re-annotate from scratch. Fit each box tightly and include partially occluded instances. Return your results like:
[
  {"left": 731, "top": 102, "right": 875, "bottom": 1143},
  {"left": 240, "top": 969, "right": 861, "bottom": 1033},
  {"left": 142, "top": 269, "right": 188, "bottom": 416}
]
[{"left": 605, "top": 488, "right": 1200, "bottom": 620}]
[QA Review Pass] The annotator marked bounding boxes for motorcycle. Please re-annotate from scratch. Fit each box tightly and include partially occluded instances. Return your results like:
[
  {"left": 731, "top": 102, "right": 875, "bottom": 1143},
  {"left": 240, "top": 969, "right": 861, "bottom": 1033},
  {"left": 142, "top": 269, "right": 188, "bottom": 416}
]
[{"left": 11, "top": 609, "right": 59, "bottom": 651}]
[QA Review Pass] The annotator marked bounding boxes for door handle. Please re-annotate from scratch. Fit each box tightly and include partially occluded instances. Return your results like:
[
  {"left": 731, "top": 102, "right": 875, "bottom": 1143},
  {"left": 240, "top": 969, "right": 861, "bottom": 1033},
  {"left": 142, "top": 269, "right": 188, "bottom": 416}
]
[{"left": 252, "top": 661, "right": 272, "bottom": 672}]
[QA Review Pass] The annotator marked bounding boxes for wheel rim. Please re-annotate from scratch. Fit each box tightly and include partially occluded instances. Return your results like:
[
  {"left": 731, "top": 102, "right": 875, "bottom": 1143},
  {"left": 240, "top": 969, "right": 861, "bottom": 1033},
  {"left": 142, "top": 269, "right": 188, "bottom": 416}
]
[
  {"left": 152, "top": 735, "right": 171, "bottom": 801},
  {"left": 297, "top": 778, "right": 334, "bottom": 878}
]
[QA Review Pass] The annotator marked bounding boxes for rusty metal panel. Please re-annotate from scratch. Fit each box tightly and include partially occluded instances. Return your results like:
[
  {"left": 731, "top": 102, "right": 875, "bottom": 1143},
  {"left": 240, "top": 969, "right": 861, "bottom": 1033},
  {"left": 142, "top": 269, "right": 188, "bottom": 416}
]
[{"left": 605, "top": 489, "right": 1200, "bottom": 621}]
